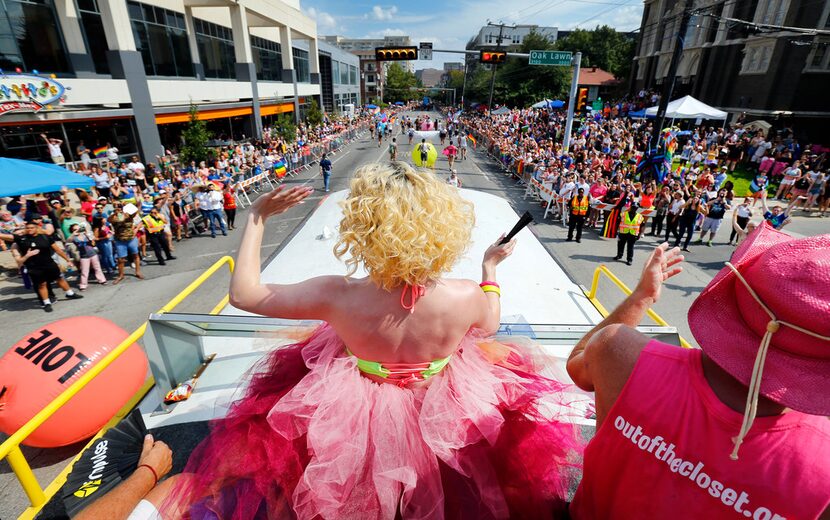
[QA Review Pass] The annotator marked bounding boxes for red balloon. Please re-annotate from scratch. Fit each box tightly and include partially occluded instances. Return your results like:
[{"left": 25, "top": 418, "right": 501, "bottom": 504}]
[{"left": 0, "top": 317, "right": 148, "bottom": 447}]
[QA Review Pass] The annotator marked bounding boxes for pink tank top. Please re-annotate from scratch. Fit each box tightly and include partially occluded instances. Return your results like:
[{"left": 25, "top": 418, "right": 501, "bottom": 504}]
[{"left": 570, "top": 341, "right": 830, "bottom": 519}]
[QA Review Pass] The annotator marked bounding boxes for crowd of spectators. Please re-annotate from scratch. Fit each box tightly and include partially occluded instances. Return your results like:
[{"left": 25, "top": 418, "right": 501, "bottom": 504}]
[
  {"left": 457, "top": 98, "right": 828, "bottom": 258},
  {"left": 1, "top": 112, "right": 376, "bottom": 311}
]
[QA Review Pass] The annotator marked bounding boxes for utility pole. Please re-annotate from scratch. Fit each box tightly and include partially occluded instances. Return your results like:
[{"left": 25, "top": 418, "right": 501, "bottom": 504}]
[
  {"left": 651, "top": 2, "right": 692, "bottom": 147},
  {"left": 486, "top": 21, "right": 513, "bottom": 112},
  {"left": 563, "top": 51, "right": 582, "bottom": 153},
  {"left": 460, "top": 60, "right": 468, "bottom": 107}
]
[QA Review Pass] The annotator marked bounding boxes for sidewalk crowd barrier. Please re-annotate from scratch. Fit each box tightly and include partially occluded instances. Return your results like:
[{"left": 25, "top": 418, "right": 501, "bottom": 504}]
[{"left": 234, "top": 172, "right": 276, "bottom": 208}]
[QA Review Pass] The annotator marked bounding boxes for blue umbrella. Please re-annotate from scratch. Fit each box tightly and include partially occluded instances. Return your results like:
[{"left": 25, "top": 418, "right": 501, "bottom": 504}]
[
  {"left": 548, "top": 100, "right": 565, "bottom": 108},
  {"left": 0, "top": 158, "right": 93, "bottom": 197},
  {"left": 365, "top": 104, "right": 378, "bottom": 109},
  {"left": 394, "top": 101, "right": 405, "bottom": 106}
]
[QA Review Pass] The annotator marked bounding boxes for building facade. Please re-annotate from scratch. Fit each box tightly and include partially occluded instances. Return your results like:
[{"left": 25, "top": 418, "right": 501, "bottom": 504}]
[
  {"left": 472, "top": 25, "right": 558, "bottom": 50},
  {"left": 323, "top": 35, "right": 415, "bottom": 72},
  {"left": 0, "top": 0, "right": 321, "bottom": 164},
  {"left": 305, "top": 39, "right": 360, "bottom": 114},
  {"left": 631, "top": 0, "right": 830, "bottom": 138},
  {"left": 323, "top": 35, "right": 415, "bottom": 103},
  {"left": 415, "top": 68, "right": 443, "bottom": 88}
]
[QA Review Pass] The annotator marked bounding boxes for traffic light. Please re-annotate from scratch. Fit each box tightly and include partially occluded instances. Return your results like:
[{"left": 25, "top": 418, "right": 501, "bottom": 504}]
[
  {"left": 375, "top": 46, "right": 418, "bottom": 61},
  {"left": 576, "top": 88, "right": 588, "bottom": 111},
  {"left": 479, "top": 50, "right": 507, "bottom": 64}
]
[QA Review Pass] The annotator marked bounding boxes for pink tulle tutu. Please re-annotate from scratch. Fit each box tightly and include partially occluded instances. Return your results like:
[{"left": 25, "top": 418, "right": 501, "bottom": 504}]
[{"left": 169, "top": 324, "right": 584, "bottom": 519}]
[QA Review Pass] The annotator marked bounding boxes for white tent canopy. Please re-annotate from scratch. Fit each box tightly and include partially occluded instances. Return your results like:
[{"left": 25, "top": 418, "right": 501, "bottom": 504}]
[{"left": 644, "top": 95, "right": 728, "bottom": 120}]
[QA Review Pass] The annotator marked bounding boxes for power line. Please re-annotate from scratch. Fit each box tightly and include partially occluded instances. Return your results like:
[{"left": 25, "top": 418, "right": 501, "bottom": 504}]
[
  {"left": 702, "top": 13, "right": 830, "bottom": 36},
  {"left": 513, "top": 0, "right": 558, "bottom": 16},
  {"left": 573, "top": 0, "right": 638, "bottom": 29},
  {"left": 514, "top": 0, "right": 569, "bottom": 25}
]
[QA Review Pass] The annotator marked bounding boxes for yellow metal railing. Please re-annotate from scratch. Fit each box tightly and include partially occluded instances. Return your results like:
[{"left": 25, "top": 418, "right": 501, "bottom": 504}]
[
  {"left": 1, "top": 255, "right": 235, "bottom": 519},
  {"left": 586, "top": 264, "right": 693, "bottom": 349}
]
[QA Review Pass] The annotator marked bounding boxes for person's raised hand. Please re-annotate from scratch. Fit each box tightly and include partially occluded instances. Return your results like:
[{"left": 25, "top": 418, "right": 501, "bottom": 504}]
[
  {"left": 250, "top": 185, "right": 313, "bottom": 221},
  {"left": 483, "top": 234, "right": 517, "bottom": 268},
  {"left": 635, "top": 242, "right": 683, "bottom": 304},
  {"left": 138, "top": 434, "right": 172, "bottom": 481}
]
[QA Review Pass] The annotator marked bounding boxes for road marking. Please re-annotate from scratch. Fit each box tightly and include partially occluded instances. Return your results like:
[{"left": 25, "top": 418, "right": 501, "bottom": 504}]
[
  {"left": 332, "top": 149, "right": 351, "bottom": 164},
  {"left": 469, "top": 153, "right": 492, "bottom": 182}
]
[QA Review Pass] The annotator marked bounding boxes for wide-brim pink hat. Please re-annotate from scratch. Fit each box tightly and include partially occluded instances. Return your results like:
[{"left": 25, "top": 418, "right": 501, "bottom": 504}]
[{"left": 688, "top": 223, "right": 830, "bottom": 416}]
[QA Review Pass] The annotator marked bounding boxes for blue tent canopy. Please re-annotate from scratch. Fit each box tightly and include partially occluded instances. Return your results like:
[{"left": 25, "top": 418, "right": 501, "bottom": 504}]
[
  {"left": 394, "top": 101, "right": 405, "bottom": 106},
  {"left": 0, "top": 158, "right": 94, "bottom": 197}
]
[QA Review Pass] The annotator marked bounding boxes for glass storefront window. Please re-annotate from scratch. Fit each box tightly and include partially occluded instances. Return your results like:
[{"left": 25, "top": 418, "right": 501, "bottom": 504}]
[
  {"left": 0, "top": 118, "right": 138, "bottom": 163},
  {"left": 251, "top": 35, "right": 281, "bottom": 81},
  {"left": 350, "top": 65, "right": 357, "bottom": 85},
  {"left": 76, "top": 0, "right": 109, "bottom": 74},
  {"left": 339, "top": 62, "right": 348, "bottom": 85},
  {"left": 293, "top": 48, "right": 309, "bottom": 83},
  {"left": 127, "top": 1, "right": 194, "bottom": 77},
  {"left": 0, "top": 0, "right": 71, "bottom": 74},
  {"left": 332, "top": 60, "right": 339, "bottom": 85},
  {"left": 195, "top": 18, "right": 234, "bottom": 79}
]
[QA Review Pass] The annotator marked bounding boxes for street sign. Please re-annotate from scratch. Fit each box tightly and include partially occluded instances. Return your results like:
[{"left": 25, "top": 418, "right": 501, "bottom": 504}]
[
  {"left": 419, "top": 42, "right": 433, "bottom": 61},
  {"left": 528, "top": 50, "right": 573, "bottom": 66}
]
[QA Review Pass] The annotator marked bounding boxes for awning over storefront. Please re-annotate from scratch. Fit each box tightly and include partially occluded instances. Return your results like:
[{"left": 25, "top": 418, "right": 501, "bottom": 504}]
[
  {"left": 154, "top": 102, "right": 295, "bottom": 124},
  {"left": 0, "top": 158, "right": 93, "bottom": 197}
]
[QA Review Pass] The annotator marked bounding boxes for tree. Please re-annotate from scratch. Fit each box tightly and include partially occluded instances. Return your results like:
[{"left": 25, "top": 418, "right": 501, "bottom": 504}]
[
  {"left": 383, "top": 63, "right": 419, "bottom": 103},
  {"left": 492, "top": 30, "right": 569, "bottom": 107},
  {"left": 305, "top": 98, "right": 323, "bottom": 127},
  {"left": 555, "top": 26, "right": 635, "bottom": 83},
  {"left": 274, "top": 113, "right": 297, "bottom": 143},
  {"left": 179, "top": 103, "right": 211, "bottom": 165}
]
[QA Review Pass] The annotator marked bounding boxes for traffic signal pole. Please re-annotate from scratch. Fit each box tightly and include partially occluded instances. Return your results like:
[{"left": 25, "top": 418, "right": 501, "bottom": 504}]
[
  {"left": 486, "top": 22, "right": 512, "bottom": 112},
  {"left": 460, "top": 61, "right": 467, "bottom": 107},
  {"left": 563, "top": 51, "right": 582, "bottom": 153},
  {"left": 651, "top": 2, "right": 691, "bottom": 148}
]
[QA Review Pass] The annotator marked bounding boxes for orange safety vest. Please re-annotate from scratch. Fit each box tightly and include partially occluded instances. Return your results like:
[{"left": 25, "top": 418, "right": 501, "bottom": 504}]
[
  {"left": 142, "top": 215, "right": 165, "bottom": 234},
  {"left": 619, "top": 211, "right": 643, "bottom": 235},
  {"left": 571, "top": 195, "right": 590, "bottom": 216}
]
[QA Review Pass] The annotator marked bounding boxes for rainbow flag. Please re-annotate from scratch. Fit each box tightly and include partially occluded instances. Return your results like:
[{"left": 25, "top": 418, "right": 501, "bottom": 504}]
[
  {"left": 93, "top": 146, "right": 108, "bottom": 158},
  {"left": 273, "top": 160, "right": 287, "bottom": 178},
  {"left": 467, "top": 134, "right": 476, "bottom": 148}
]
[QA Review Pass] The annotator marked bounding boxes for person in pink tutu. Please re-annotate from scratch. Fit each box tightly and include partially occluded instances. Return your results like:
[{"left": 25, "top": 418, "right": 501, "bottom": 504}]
[{"left": 165, "top": 161, "right": 583, "bottom": 519}]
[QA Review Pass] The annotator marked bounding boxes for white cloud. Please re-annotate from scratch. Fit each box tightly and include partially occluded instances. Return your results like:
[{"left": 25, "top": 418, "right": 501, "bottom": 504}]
[
  {"left": 305, "top": 7, "right": 337, "bottom": 31},
  {"left": 365, "top": 28, "right": 407, "bottom": 38},
  {"left": 371, "top": 5, "right": 398, "bottom": 21}
]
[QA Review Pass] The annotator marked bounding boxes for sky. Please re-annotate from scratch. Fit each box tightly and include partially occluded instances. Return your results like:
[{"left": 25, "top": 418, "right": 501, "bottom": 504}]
[{"left": 300, "top": 0, "right": 645, "bottom": 69}]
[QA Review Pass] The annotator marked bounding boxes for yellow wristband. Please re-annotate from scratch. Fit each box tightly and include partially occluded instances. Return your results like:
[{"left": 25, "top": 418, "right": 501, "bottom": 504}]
[{"left": 481, "top": 285, "right": 501, "bottom": 296}]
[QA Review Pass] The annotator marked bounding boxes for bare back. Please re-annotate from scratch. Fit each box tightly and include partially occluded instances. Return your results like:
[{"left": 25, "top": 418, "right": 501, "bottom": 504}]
[{"left": 323, "top": 276, "right": 485, "bottom": 363}]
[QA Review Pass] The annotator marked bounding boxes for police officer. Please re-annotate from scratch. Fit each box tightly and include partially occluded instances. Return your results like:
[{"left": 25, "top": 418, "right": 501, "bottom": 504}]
[
  {"left": 615, "top": 203, "right": 644, "bottom": 265},
  {"left": 567, "top": 187, "right": 590, "bottom": 243},
  {"left": 142, "top": 208, "right": 175, "bottom": 266}
]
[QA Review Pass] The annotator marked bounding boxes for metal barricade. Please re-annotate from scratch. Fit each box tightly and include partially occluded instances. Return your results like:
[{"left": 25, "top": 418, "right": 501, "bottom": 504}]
[{"left": 585, "top": 264, "right": 693, "bottom": 349}]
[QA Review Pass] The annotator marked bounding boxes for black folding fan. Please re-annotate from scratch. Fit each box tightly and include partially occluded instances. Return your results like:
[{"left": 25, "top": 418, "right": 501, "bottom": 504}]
[{"left": 62, "top": 408, "right": 147, "bottom": 517}]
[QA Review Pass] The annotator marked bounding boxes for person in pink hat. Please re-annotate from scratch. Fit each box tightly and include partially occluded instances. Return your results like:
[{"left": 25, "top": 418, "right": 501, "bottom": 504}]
[{"left": 566, "top": 223, "right": 830, "bottom": 519}]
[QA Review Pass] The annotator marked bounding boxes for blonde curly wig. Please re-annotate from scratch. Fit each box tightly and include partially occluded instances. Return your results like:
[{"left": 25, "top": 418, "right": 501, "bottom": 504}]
[{"left": 334, "top": 161, "right": 475, "bottom": 290}]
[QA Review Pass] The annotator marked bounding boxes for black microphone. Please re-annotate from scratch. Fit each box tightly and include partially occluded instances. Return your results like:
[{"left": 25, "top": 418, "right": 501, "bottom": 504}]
[{"left": 499, "top": 211, "right": 534, "bottom": 245}]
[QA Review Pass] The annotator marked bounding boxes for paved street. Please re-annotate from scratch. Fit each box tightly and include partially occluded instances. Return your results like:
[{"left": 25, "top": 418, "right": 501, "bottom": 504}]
[{"left": 0, "top": 111, "right": 826, "bottom": 517}]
